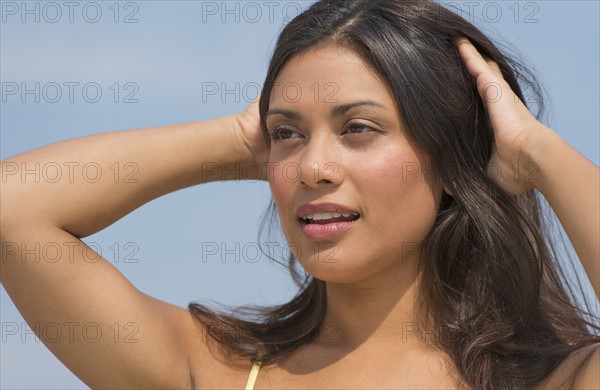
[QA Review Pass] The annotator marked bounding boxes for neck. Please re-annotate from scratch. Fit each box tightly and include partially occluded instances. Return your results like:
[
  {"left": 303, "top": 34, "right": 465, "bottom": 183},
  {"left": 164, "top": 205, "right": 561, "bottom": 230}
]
[{"left": 317, "top": 260, "right": 435, "bottom": 352}]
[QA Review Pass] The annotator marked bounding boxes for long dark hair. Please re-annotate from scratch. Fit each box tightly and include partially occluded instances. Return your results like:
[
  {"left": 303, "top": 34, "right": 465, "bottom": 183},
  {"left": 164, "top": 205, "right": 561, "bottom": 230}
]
[{"left": 189, "top": 1, "right": 600, "bottom": 388}]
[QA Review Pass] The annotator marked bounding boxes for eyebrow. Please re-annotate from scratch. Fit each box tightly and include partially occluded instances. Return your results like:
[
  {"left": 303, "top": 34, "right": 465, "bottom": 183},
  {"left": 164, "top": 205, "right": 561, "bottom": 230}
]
[{"left": 265, "top": 100, "right": 389, "bottom": 120}]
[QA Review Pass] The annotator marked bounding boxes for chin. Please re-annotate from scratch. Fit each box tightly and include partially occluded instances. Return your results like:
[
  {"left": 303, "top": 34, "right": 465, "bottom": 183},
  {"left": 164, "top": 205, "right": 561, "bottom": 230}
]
[{"left": 294, "top": 247, "right": 372, "bottom": 284}]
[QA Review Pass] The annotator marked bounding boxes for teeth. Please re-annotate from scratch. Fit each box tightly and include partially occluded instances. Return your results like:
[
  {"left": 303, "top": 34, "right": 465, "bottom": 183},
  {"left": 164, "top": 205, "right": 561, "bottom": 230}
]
[
  {"left": 303, "top": 212, "right": 359, "bottom": 220},
  {"left": 314, "top": 213, "right": 335, "bottom": 220}
]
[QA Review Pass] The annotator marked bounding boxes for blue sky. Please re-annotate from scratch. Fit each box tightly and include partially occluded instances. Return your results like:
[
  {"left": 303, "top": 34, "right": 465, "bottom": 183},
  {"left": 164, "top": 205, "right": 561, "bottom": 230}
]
[{"left": 1, "top": 1, "right": 599, "bottom": 388}]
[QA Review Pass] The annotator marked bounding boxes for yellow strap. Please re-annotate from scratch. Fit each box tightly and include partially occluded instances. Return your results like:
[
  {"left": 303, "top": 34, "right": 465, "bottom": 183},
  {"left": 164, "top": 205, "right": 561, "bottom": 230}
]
[{"left": 244, "top": 360, "right": 262, "bottom": 390}]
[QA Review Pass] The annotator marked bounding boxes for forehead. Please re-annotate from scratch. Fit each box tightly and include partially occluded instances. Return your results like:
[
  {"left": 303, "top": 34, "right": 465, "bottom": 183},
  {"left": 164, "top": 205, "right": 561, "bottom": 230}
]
[{"left": 270, "top": 43, "right": 395, "bottom": 108}]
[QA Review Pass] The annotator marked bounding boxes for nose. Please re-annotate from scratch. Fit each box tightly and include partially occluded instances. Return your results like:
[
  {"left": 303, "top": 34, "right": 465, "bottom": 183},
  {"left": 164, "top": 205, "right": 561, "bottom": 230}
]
[{"left": 298, "top": 134, "right": 342, "bottom": 189}]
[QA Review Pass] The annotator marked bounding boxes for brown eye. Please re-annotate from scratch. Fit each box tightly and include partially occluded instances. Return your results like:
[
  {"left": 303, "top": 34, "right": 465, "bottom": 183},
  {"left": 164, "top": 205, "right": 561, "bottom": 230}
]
[
  {"left": 342, "top": 121, "right": 378, "bottom": 136},
  {"left": 269, "top": 126, "right": 301, "bottom": 142}
]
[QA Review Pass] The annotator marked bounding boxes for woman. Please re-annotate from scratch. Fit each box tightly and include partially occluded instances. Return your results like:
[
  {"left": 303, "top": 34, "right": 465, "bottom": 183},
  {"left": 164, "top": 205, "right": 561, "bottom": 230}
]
[{"left": 1, "top": 0, "right": 598, "bottom": 388}]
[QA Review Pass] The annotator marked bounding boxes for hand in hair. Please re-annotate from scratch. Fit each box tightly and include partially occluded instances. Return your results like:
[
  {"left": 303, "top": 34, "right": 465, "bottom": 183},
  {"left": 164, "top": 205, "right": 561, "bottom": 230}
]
[
  {"left": 453, "top": 35, "right": 552, "bottom": 196},
  {"left": 234, "top": 94, "right": 269, "bottom": 181}
]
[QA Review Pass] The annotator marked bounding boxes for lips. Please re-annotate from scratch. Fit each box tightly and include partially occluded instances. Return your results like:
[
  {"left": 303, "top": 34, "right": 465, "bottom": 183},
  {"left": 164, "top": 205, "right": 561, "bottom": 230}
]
[
  {"left": 303, "top": 213, "right": 358, "bottom": 225},
  {"left": 296, "top": 202, "right": 361, "bottom": 225},
  {"left": 295, "top": 203, "right": 361, "bottom": 240},
  {"left": 296, "top": 203, "right": 360, "bottom": 220}
]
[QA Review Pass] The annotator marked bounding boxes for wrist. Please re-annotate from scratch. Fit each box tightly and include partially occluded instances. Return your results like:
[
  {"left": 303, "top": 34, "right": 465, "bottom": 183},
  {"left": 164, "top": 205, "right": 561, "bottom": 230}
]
[
  {"left": 212, "top": 114, "right": 267, "bottom": 182},
  {"left": 230, "top": 108, "right": 269, "bottom": 181},
  {"left": 226, "top": 114, "right": 254, "bottom": 164},
  {"left": 519, "top": 124, "right": 561, "bottom": 192}
]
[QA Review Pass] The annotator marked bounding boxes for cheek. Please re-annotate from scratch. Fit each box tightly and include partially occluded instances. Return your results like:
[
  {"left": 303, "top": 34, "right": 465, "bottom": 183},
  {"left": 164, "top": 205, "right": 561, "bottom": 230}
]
[
  {"left": 269, "top": 164, "right": 308, "bottom": 261},
  {"left": 268, "top": 160, "right": 292, "bottom": 196},
  {"left": 355, "top": 147, "right": 438, "bottom": 237},
  {"left": 353, "top": 147, "right": 423, "bottom": 198},
  {"left": 268, "top": 163, "right": 295, "bottom": 223}
]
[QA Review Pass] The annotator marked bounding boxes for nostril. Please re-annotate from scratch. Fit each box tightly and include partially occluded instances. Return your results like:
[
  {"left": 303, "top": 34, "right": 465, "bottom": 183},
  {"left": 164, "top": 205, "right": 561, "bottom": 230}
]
[{"left": 317, "top": 178, "right": 333, "bottom": 184}]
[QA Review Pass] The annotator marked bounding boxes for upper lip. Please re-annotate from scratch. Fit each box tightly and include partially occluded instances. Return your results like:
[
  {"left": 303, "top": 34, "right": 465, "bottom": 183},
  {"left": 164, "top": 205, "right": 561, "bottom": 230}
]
[{"left": 296, "top": 202, "right": 360, "bottom": 219}]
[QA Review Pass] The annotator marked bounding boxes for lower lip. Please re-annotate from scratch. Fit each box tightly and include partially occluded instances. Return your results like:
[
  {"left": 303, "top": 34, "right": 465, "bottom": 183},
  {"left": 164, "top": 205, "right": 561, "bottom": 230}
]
[{"left": 299, "top": 219, "right": 359, "bottom": 240}]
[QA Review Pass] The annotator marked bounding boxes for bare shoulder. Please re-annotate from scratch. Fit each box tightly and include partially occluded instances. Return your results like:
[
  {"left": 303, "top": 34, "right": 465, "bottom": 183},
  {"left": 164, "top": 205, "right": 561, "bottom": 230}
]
[
  {"left": 184, "top": 339, "right": 600, "bottom": 389},
  {"left": 571, "top": 343, "right": 600, "bottom": 389},
  {"left": 536, "top": 343, "right": 600, "bottom": 390},
  {"left": 185, "top": 314, "right": 256, "bottom": 389}
]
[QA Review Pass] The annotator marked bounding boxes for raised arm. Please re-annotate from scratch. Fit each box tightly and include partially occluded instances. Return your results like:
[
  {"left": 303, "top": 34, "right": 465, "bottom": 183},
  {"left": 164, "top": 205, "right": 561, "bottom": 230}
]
[
  {"left": 1, "top": 112, "right": 262, "bottom": 238},
  {"left": 454, "top": 35, "right": 599, "bottom": 389},
  {"left": 525, "top": 128, "right": 599, "bottom": 298},
  {"left": 453, "top": 36, "right": 599, "bottom": 299},
  {"left": 0, "top": 99, "right": 266, "bottom": 388}
]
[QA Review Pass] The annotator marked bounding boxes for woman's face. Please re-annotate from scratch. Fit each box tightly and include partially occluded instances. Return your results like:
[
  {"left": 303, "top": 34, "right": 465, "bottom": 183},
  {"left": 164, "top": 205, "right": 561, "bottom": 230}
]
[{"left": 266, "top": 43, "right": 443, "bottom": 284}]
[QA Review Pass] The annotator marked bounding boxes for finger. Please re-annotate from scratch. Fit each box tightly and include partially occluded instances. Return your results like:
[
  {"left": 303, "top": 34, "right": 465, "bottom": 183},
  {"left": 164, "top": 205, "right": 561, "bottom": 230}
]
[
  {"left": 454, "top": 36, "right": 503, "bottom": 79},
  {"left": 453, "top": 36, "right": 494, "bottom": 79},
  {"left": 483, "top": 56, "right": 503, "bottom": 78},
  {"left": 453, "top": 36, "right": 535, "bottom": 123},
  {"left": 453, "top": 37, "right": 506, "bottom": 87},
  {"left": 453, "top": 37, "right": 509, "bottom": 104}
]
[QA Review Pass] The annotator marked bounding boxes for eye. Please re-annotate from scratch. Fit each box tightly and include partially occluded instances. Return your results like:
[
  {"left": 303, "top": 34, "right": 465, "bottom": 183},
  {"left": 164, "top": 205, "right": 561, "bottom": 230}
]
[
  {"left": 268, "top": 126, "right": 301, "bottom": 142},
  {"left": 342, "top": 121, "right": 378, "bottom": 137}
]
